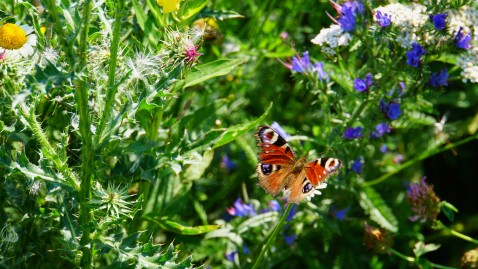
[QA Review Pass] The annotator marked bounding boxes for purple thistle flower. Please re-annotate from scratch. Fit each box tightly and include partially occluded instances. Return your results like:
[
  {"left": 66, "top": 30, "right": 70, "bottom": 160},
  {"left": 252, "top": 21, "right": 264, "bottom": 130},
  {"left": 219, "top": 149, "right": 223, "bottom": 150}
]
[
  {"left": 226, "top": 198, "right": 256, "bottom": 217},
  {"left": 344, "top": 126, "right": 363, "bottom": 139},
  {"left": 354, "top": 73, "right": 373, "bottom": 92},
  {"left": 184, "top": 45, "right": 202, "bottom": 64},
  {"left": 387, "top": 103, "right": 402, "bottom": 120},
  {"left": 375, "top": 122, "right": 391, "bottom": 137},
  {"left": 375, "top": 11, "right": 391, "bottom": 28},
  {"left": 430, "top": 13, "right": 447, "bottom": 31},
  {"left": 407, "top": 177, "right": 441, "bottom": 223},
  {"left": 406, "top": 43, "right": 426, "bottom": 67},
  {"left": 284, "top": 234, "right": 297, "bottom": 246},
  {"left": 351, "top": 157, "right": 363, "bottom": 173},
  {"left": 430, "top": 68, "right": 449, "bottom": 88},
  {"left": 454, "top": 27, "right": 472, "bottom": 50}
]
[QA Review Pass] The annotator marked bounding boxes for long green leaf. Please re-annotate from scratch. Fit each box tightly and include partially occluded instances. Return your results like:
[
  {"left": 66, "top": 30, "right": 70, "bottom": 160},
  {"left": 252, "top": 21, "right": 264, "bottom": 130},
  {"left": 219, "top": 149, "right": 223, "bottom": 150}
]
[
  {"left": 359, "top": 186, "right": 398, "bottom": 232},
  {"left": 145, "top": 216, "right": 220, "bottom": 235},
  {"left": 184, "top": 58, "right": 247, "bottom": 88}
]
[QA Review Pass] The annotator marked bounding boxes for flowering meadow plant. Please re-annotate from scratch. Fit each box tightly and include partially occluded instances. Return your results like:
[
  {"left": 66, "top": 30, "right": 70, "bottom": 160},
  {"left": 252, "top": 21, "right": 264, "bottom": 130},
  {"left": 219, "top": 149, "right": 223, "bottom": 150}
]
[{"left": 1, "top": 0, "right": 478, "bottom": 268}]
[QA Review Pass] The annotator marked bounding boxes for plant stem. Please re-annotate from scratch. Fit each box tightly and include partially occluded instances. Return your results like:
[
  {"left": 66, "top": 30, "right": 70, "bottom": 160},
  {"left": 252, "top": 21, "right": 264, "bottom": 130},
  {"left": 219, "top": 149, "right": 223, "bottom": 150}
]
[
  {"left": 390, "top": 248, "right": 458, "bottom": 269},
  {"left": 76, "top": 0, "right": 94, "bottom": 267},
  {"left": 95, "top": 0, "right": 125, "bottom": 147},
  {"left": 449, "top": 228, "right": 478, "bottom": 245},
  {"left": 252, "top": 203, "right": 293, "bottom": 269},
  {"left": 363, "top": 132, "right": 478, "bottom": 187}
]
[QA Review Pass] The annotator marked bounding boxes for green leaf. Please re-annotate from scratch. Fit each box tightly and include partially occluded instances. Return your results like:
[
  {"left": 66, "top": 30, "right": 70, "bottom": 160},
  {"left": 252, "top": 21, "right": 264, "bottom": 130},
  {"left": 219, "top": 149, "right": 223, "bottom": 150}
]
[
  {"left": 178, "top": 0, "right": 209, "bottom": 22},
  {"left": 184, "top": 150, "right": 214, "bottom": 181},
  {"left": 184, "top": 58, "right": 247, "bottom": 88},
  {"left": 145, "top": 216, "right": 220, "bottom": 235},
  {"left": 237, "top": 211, "right": 279, "bottom": 233},
  {"left": 440, "top": 200, "right": 459, "bottom": 222},
  {"left": 200, "top": 9, "right": 244, "bottom": 20},
  {"left": 359, "top": 186, "right": 398, "bottom": 232}
]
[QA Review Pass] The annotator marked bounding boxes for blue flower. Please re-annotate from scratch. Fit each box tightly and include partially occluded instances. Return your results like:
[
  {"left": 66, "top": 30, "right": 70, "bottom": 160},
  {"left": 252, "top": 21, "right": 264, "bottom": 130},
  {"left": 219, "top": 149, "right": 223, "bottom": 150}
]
[
  {"left": 221, "top": 155, "right": 237, "bottom": 173},
  {"left": 354, "top": 73, "right": 373, "bottom": 92},
  {"left": 375, "top": 11, "right": 391, "bottom": 28},
  {"left": 379, "top": 99, "right": 389, "bottom": 113},
  {"left": 313, "top": 62, "right": 329, "bottom": 81},
  {"left": 225, "top": 251, "right": 237, "bottom": 262},
  {"left": 286, "top": 204, "right": 297, "bottom": 222},
  {"left": 291, "top": 51, "right": 311, "bottom": 72},
  {"left": 284, "top": 234, "right": 297, "bottom": 246},
  {"left": 380, "top": 144, "right": 388, "bottom": 153},
  {"left": 226, "top": 198, "right": 256, "bottom": 217},
  {"left": 271, "top": 121, "right": 290, "bottom": 140},
  {"left": 430, "top": 68, "right": 449, "bottom": 88},
  {"left": 375, "top": 122, "right": 391, "bottom": 137},
  {"left": 430, "top": 13, "right": 447, "bottom": 31},
  {"left": 351, "top": 157, "right": 363, "bottom": 173},
  {"left": 387, "top": 103, "right": 402, "bottom": 120},
  {"left": 332, "top": 207, "right": 350, "bottom": 221},
  {"left": 338, "top": 0, "right": 364, "bottom": 32},
  {"left": 243, "top": 246, "right": 250, "bottom": 255},
  {"left": 269, "top": 200, "right": 282, "bottom": 212},
  {"left": 406, "top": 43, "right": 426, "bottom": 67},
  {"left": 454, "top": 27, "right": 472, "bottom": 50},
  {"left": 344, "top": 126, "right": 363, "bottom": 139}
]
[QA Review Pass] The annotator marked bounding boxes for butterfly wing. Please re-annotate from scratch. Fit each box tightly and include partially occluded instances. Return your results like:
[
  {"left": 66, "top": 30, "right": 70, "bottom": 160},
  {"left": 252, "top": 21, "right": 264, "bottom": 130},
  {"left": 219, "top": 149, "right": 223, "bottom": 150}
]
[
  {"left": 286, "top": 158, "right": 343, "bottom": 204},
  {"left": 255, "top": 126, "right": 297, "bottom": 196}
]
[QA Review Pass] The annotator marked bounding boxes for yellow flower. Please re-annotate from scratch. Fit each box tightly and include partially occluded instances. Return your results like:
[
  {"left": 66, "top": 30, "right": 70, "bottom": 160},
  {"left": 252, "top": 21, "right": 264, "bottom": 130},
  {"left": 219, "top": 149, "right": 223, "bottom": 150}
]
[
  {"left": 156, "top": 0, "right": 181, "bottom": 13},
  {"left": 0, "top": 22, "right": 37, "bottom": 58}
]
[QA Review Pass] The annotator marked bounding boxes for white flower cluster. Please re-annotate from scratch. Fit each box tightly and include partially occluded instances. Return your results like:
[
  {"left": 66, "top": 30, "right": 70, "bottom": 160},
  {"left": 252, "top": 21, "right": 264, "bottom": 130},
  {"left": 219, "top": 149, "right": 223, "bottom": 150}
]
[
  {"left": 374, "top": 3, "right": 429, "bottom": 48},
  {"left": 311, "top": 24, "right": 352, "bottom": 56},
  {"left": 457, "top": 47, "right": 478, "bottom": 83}
]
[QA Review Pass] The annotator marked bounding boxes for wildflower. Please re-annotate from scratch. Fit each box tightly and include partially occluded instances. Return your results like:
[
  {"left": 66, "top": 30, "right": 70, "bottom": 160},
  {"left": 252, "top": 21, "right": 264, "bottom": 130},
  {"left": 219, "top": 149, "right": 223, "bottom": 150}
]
[
  {"left": 363, "top": 222, "right": 394, "bottom": 254},
  {"left": 221, "top": 155, "right": 237, "bottom": 173},
  {"left": 461, "top": 248, "right": 478, "bottom": 269},
  {"left": 407, "top": 177, "right": 441, "bottom": 223},
  {"left": 379, "top": 99, "right": 389, "bottom": 113},
  {"left": 225, "top": 251, "right": 237, "bottom": 262},
  {"left": 331, "top": 207, "right": 349, "bottom": 221},
  {"left": 354, "top": 73, "right": 373, "bottom": 92},
  {"left": 337, "top": 1, "right": 365, "bottom": 32},
  {"left": 344, "top": 126, "right": 363, "bottom": 139},
  {"left": 380, "top": 144, "right": 388, "bottom": 153},
  {"left": 280, "top": 31, "right": 289, "bottom": 41},
  {"left": 351, "top": 157, "right": 363, "bottom": 173},
  {"left": 387, "top": 103, "right": 401, "bottom": 120},
  {"left": 184, "top": 45, "right": 202, "bottom": 65},
  {"left": 0, "top": 22, "right": 37, "bottom": 58},
  {"left": 156, "top": 0, "right": 182, "bottom": 13},
  {"left": 0, "top": 50, "right": 6, "bottom": 60},
  {"left": 226, "top": 198, "right": 256, "bottom": 217},
  {"left": 430, "top": 68, "right": 449, "bottom": 88},
  {"left": 454, "top": 27, "right": 472, "bottom": 50},
  {"left": 375, "top": 122, "right": 391, "bottom": 137},
  {"left": 284, "top": 234, "right": 297, "bottom": 246},
  {"left": 269, "top": 200, "right": 282, "bottom": 212},
  {"left": 313, "top": 62, "right": 329, "bottom": 81},
  {"left": 311, "top": 24, "right": 352, "bottom": 56},
  {"left": 91, "top": 182, "right": 134, "bottom": 219},
  {"left": 286, "top": 204, "right": 297, "bottom": 222},
  {"left": 271, "top": 121, "right": 290, "bottom": 140},
  {"left": 281, "top": 52, "right": 328, "bottom": 81},
  {"left": 393, "top": 154, "right": 404, "bottom": 164},
  {"left": 375, "top": 11, "right": 391, "bottom": 28},
  {"left": 430, "top": 13, "right": 447, "bottom": 31},
  {"left": 406, "top": 42, "right": 426, "bottom": 67}
]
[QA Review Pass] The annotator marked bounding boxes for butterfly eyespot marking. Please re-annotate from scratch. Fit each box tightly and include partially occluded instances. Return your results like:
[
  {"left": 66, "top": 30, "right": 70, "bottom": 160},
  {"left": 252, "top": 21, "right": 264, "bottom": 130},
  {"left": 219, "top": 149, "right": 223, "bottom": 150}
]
[
  {"left": 302, "top": 181, "right": 313, "bottom": 193},
  {"left": 261, "top": 164, "right": 272, "bottom": 175}
]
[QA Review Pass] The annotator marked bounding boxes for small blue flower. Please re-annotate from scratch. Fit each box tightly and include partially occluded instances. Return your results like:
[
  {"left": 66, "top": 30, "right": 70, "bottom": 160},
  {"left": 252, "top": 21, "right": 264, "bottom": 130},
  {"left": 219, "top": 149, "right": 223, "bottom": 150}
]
[
  {"left": 243, "top": 246, "right": 250, "bottom": 255},
  {"left": 375, "top": 11, "right": 391, "bottom": 28},
  {"left": 313, "top": 62, "right": 329, "bottom": 81},
  {"left": 284, "top": 234, "right": 297, "bottom": 246},
  {"left": 226, "top": 251, "right": 237, "bottom": 262},
  {"left": 286, "top": 204, "right": 297, "bottom": 222},
  {"left": 221, "top": 155, "right": 237, "bottom": 173},
  {"left": 454, "top": 27, "right": 472, "bottom": 50},
  {"left": 343, "top": 126, "right": 363, "bottom": 139},
  {"left": 387, "top": 103, "right": 402, "bottom": 120},
  {"left": 351, "top": 157, "right": 363, "bottom": 173},
  {"left": 291, "top": 51, "right": 311, "bottom": 72},
  {"left": 354, "top": 73, "right": 373, "bottom": 92},
  {"left": 379, "top": 99, "right": 389, "bottom": 113},
  {"left": 380, "top": 144, "right": 388, "bottom": 153},
  {"left": 338, "top": 1, "right": 364, "bottom": 32},
  {"left": 269, "top": 200, "right": 282, "bottom": 212},
  {"left": 430, "top": 13, "right": 447, "bottom": 31},
  {"left": 271, "top": 121, "right": 290, "bottom": 140},
  {"left": 226, "top": 198, "right": 256, "bottom": 217},
  {"left": 333, "top": 207, "right": 350, "bottom": 221},
  {"left": 430, "top": 68, "right": 449, "bottom": 88},
  {"left": 375, "top": 122, "right": 391, "bottom": 137},
  {"left": 406, "top": 43, "right": 426, "bottom": 67}
]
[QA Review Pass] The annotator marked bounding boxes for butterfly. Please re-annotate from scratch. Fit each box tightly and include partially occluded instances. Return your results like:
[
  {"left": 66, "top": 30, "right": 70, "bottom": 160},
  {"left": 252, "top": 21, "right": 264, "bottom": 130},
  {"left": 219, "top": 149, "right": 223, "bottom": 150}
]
[{"left": 255, "top": 125, "right": 343, "bottom": 204}]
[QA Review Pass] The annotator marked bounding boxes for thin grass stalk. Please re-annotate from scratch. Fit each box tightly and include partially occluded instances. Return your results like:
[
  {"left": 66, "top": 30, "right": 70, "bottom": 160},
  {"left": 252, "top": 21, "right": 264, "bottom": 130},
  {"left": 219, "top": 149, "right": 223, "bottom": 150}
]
[{"left": 252, "top": 203, "right": 293, "bottom": 269}]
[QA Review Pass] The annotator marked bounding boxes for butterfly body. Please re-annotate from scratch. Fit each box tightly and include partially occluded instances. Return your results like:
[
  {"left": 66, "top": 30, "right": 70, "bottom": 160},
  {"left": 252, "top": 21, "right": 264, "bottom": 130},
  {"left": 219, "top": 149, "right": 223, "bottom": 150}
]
[{"left": 255, "top": 125, "right": 342, "bottom": 204}]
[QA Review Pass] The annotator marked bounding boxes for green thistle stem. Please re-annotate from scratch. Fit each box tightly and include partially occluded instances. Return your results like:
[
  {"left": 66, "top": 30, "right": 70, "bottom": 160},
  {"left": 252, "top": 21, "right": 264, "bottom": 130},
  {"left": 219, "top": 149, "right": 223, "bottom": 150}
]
[
  {"left": 76, "top": 0, "right": 94, "bottom": 267},
  {"left": 95, "top": 0, "right": 125, "bottom": 146},
  {"left": 252, "top": 203, "right": 293, "bottom": 269},
  {"left": 363, "top": 132, "right": 478, "bottom": 187}
]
